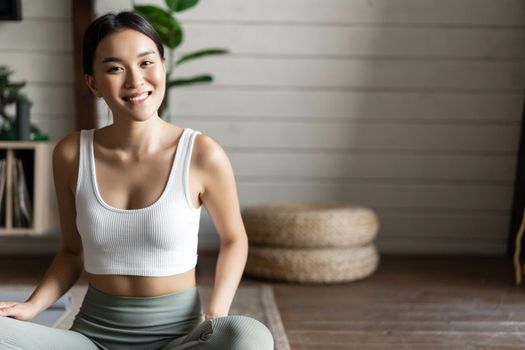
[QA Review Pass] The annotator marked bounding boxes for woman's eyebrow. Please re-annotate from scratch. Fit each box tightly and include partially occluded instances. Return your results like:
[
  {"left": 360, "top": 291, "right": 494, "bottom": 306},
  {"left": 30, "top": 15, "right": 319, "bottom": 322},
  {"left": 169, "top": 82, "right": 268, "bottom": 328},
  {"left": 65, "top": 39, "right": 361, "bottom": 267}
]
[{"left": 102, "top": 50, "right": 155, "bottom": 64}]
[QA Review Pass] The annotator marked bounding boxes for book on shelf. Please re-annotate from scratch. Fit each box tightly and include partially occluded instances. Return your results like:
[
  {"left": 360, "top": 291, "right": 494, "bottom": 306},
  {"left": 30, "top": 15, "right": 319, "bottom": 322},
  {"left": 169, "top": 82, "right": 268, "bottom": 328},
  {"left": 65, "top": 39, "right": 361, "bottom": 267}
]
[
  {"left": 12, "top": 157, "right": 33, "bottom": 228},
  {"left": 0, "top": 159, "right": 5, "bottom": 226}
]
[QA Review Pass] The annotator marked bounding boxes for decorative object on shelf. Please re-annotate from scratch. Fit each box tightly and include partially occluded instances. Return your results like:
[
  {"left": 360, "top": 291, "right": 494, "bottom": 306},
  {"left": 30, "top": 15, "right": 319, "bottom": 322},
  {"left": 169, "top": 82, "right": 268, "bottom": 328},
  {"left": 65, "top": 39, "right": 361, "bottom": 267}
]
[
  {"left": 132, "top": 0, "right": 229, "bottom": 118},
  {"left": 15, "top": 96, "right": 31, "bottom": 141},
  {"left": 0, "top": 0, "right": 22, "bottom": 21},
  {"left": 242, "top": 202, "right": 381, "bottom": 284},
  {"left": 0, "top": 65, "right": 48, "bottom": 141}
]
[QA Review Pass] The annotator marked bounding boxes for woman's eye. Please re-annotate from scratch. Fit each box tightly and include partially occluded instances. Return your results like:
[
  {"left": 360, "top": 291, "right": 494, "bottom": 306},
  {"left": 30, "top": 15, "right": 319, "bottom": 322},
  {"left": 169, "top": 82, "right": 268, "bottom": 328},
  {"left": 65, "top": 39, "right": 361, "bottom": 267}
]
[
  {"left": 108, "top": 67, "right": 121, "bottom": 73},
  {"left": 106, "top": 61, "right": 152, "bottom": 73}
]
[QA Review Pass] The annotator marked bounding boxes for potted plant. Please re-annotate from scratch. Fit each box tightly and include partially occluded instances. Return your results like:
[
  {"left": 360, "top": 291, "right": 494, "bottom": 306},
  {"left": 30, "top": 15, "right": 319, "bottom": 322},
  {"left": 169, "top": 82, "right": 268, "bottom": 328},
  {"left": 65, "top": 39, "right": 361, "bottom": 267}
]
[
  {"left": 132, "top": 0, "right": 229, "bottom": 118},
  {"left": 0, "top": 65, "right": 48, "bottom": 141}
]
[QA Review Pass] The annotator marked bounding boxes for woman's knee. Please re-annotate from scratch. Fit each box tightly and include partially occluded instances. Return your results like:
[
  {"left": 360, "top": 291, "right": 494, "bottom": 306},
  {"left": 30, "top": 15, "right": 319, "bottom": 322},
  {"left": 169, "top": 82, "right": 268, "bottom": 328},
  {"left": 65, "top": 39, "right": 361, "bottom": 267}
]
[
  {"left": 0, "top": 317, "right": 28, "bottom": 349},
  {"left": 211, "top": 315, "right": 274, "bottom": 350},
  {"left": 0, "top": 316, "right": 99, "bottom": 350}
]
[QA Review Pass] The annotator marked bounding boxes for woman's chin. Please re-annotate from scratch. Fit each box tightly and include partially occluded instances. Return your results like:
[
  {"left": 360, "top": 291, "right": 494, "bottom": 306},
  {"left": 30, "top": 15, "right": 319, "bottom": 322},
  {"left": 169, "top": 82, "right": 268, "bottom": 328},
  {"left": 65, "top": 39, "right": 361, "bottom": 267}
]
[{"left": 112, "top": 104, "right": 161, "bottom": 120}]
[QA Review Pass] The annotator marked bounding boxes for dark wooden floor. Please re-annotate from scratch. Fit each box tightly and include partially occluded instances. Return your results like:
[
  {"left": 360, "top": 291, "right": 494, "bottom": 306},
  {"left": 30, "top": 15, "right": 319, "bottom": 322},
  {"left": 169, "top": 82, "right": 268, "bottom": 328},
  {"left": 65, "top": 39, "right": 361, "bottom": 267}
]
[{"left": 0, "top": 252, "right": 523, "bottom": 350}]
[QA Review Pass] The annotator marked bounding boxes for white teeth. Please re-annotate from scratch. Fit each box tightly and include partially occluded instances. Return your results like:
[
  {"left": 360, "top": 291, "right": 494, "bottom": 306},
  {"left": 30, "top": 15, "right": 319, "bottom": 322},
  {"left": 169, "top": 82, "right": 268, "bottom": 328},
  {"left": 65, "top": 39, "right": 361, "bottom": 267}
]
[{"left": 127, "top": 92, "right": 149, "bottom": 102}]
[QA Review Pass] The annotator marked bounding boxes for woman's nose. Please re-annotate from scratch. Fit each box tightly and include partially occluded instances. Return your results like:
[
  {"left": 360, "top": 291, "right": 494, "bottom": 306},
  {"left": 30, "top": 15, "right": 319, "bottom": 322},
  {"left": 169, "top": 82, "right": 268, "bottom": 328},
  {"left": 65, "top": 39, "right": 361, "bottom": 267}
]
[{"left": 124, "top": 68, "right": 144, "bottom": 88}]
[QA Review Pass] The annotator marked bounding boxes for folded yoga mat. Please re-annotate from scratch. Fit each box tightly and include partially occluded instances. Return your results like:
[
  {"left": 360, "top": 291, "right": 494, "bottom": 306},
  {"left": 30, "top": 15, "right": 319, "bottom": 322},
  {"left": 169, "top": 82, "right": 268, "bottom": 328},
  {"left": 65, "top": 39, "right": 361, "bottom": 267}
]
[{"left": 0, "top": 290, "right": 72, "bottom": 327}]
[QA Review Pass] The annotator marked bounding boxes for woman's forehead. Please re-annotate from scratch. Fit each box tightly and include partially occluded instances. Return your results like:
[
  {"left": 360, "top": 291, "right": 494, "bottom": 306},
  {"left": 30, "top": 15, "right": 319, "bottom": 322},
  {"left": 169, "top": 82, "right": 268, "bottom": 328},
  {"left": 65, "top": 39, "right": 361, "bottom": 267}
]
[{"left": 95, "top": 29, "right": 158, "bottom": 62}]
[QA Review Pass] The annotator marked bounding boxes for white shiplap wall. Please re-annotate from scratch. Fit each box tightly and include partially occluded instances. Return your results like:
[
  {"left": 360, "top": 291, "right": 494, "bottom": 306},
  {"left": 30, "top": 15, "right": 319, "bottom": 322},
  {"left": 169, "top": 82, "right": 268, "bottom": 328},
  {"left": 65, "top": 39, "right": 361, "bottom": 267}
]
[
  {"left": 0, "top": 0, "right": 74, "bottom": 141},
  {"left": 0, "top": 0, "right": 73, "bottom": 254},
  {"left": 95, "top": 0, "right": 525, "bottom": 254}
]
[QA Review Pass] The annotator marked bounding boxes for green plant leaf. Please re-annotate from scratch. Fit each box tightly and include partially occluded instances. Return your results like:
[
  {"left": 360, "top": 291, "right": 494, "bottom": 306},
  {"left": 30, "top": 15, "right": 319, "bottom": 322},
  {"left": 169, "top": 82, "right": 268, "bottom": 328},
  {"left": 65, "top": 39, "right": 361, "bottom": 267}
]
[
  {"left": 7, "top": 82, "right": 25, "bottom": 89},
  {"left": 5, "top": 91, "right": 20, "bottom": 104},
  {"left": 165, "top": 0, "right": 179, "bottom": 11},
  {"left": 165, "top": 0, "right": 200, "bottom": 12},
  {"left": 0, "top": 66, "right": 14, "bottom": 86},
  {"left": 17, "top": 93, "right": 32, "bottom": 104},
  {"left": 175, "top": 48, "right": 229, "bottom": 65},
  {"left": 0, "top": 66, "right": 13, "bottom": 77},
  {"left": 134, "top": 5, "right": 183, "bottom": 48},
  {"left": 167, "top": 74, "right": 212, "bottom": 88}
]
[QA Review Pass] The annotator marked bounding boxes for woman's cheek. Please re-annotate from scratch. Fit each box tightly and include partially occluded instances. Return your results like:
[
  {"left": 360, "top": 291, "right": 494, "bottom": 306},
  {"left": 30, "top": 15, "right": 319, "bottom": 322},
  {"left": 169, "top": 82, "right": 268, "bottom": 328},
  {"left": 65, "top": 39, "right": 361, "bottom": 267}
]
[
  {"left": 151, "top": 69, "right": 166, "bottom": 100},
  {"left": 151, "top": 67, "right": 165, "bottom": 84}
]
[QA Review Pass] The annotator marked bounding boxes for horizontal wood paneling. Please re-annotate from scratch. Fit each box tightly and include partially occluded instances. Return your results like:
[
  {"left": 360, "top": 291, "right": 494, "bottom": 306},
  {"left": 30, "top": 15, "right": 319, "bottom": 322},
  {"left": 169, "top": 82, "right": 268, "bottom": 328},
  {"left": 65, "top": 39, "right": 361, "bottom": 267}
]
[
  {"left": 228, "top": 152, "right": 515, "bottom": 182},
  {"left": 25, "top": 86, "right": 75, "bottom": 115},
  {"left": 0, "top": 52, "right": 73, "bottom": 83},
  {"left": 31, "top": 116, "right": 75, "bottom": 141},
  {"left": 0, "top": 85, "right": 75, "bottom": 127},
  {"left": 185, "top": 122, "right": 520, "bottom": 153},
  {"left": 178, "top": 0, "right": 525, "bottom": 27},
  {"left": 22, "top": 0, "right": 71, "bottom": 19},
  {"left": 101, "top": 0, "right": 525, "bottom": 26},
  {"left": 235, "top": 182, "right": 513, "bottom": 211},
  {"left": 0, "top": 21, "right": 72, "bottom": 51},
  {"left": 173, "top": 57, "right": 524, "bottom": 90},
  {"left": 379, "top": 212, "right": 509, "bottom": 240},
  {"left": 171, "top": 90, "right": 524, "bottom": 122},
  {"left": 178, "top": 24, "right": 525, "bottom": 59}
]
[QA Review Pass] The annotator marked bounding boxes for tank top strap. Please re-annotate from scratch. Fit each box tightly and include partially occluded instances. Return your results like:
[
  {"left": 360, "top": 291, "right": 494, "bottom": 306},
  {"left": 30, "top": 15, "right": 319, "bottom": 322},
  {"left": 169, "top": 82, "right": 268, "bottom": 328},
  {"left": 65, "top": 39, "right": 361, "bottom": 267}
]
[
  {"left": 76, "top": 128, "right": 94, "bottom": 197},
  {"left": 175, "top": 128, "right": 202, "bottom": 210}
]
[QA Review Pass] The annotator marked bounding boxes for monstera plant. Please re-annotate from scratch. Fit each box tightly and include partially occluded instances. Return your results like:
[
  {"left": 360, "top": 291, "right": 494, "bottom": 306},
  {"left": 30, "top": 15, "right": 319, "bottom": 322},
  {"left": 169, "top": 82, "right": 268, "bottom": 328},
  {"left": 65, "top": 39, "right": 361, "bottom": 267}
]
[{"left": 132, "top": 0, "right": 229, "bottom": 118}]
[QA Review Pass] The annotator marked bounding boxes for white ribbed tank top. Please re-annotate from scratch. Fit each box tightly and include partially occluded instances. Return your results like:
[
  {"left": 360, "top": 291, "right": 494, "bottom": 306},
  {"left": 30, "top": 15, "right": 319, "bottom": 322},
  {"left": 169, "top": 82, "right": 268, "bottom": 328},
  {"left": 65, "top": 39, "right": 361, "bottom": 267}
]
[{"left": 75, "top": 127, "right": 202, "bottom": 276}]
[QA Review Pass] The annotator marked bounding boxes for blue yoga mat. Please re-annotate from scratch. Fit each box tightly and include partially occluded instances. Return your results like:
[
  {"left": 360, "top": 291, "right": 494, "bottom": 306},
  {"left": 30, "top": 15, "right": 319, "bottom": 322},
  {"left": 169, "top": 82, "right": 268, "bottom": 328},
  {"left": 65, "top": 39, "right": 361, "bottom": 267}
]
[{"left": 0, "top": 290, "right": 72, "bottom": 327}]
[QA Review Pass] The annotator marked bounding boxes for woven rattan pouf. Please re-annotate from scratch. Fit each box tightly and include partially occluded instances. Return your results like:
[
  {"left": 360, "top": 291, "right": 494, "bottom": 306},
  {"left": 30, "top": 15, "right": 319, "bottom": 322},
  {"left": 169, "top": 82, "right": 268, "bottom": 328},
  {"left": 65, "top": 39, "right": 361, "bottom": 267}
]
[
  {"left": 242, "top": 202, "right": 380, "bottom": 284},
  {"left": 245, "top": 244, "right": 379, "bottom": 283}
]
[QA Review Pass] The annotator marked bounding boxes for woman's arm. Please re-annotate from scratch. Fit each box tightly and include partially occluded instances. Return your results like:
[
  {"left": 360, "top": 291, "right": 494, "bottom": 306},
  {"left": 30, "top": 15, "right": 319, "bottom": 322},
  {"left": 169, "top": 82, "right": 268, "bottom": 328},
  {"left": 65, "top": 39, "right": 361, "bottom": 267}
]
[
  {"left": 0, "top": 133, "right": 85, "bottom": 320},
  {"left": 196, "top": 134, "right": 249, "bottom": 320}
]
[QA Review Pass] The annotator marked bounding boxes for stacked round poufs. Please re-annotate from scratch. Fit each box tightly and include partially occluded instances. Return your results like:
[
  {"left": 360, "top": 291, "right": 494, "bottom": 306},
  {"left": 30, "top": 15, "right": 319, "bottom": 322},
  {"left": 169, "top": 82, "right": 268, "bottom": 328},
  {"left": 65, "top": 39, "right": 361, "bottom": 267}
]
[{"left": 242, "top": 203, "right": 380, "bottom": 284}]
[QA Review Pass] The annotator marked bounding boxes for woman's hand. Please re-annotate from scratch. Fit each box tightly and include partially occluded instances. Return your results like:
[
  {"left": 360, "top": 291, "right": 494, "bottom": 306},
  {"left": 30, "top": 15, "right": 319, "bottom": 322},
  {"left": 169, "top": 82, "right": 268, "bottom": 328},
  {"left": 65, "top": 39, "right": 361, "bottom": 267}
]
[
  {"left": 0, "top": 301, "right": 38, "bottom": 321},
  {"left": 205, "top": 311, "right": 227, "bottom": 321}
]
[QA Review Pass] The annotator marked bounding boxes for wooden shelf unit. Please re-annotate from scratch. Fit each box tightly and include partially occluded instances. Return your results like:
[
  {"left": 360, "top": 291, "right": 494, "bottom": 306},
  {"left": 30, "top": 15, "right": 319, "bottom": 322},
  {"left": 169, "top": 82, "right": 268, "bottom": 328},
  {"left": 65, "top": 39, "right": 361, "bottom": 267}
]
[{"left": 0, "top": 141, "right": 59, "bottom": 236}]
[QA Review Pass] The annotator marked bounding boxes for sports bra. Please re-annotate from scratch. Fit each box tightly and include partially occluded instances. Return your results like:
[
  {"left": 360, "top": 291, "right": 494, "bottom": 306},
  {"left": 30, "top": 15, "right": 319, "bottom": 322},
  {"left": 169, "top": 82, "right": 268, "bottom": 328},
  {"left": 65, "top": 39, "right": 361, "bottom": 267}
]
[{"left": 75, "top": 127, "right": 202, "bottom": 276}]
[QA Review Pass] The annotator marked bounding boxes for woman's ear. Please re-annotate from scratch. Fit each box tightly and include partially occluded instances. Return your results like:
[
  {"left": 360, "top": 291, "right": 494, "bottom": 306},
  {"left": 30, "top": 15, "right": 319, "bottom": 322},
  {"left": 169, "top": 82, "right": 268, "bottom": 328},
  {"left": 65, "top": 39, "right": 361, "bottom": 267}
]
[{"left": 84, "top": 74, "right": 102, "bottom": 98}]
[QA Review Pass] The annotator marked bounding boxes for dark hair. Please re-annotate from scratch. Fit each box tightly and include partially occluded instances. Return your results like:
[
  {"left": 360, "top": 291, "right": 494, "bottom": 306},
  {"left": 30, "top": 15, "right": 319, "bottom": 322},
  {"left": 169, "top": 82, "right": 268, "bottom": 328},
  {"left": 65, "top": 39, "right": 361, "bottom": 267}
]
[{"left": 82, "top": 11, "right": 165, "bottom": 75}]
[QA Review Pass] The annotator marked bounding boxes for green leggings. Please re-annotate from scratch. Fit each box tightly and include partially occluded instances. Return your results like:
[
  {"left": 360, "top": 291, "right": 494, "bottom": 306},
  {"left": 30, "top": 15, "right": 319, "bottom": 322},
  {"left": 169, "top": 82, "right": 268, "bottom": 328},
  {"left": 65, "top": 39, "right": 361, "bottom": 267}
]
[{"left": 0, "top": 285, "right": 274, "bottom": 350}]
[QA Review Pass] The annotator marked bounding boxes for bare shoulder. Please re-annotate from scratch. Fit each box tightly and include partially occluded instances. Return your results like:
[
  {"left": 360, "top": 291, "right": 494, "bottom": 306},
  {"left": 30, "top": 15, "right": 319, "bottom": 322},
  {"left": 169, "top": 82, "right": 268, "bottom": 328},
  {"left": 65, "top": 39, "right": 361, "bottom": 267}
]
[
  {"left": 192, "top": 132, "right": 231, "bottom": 172},
  {"left": 52, "top": 131, "right": 81, "bottom": 191},
  {"left": 53, "top": 131, "right": 81, "bottom": 166},
  {"left": 192, "top": 132, "right": 236, "bottom": 196}
]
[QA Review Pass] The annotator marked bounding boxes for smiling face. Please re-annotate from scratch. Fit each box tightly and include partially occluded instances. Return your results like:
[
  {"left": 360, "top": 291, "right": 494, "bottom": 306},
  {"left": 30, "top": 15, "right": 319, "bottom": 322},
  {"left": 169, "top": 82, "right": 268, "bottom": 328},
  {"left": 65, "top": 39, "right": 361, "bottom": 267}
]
[{"left": 84, "top": 28, "right": 166, "bottom": 122}]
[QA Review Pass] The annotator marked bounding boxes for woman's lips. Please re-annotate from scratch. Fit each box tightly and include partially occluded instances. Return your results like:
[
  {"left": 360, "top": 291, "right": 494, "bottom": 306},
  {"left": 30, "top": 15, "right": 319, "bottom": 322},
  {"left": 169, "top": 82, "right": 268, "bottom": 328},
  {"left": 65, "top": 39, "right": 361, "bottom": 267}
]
[{"left": 123, "top": 91, "right": 152, "bottom": 104}]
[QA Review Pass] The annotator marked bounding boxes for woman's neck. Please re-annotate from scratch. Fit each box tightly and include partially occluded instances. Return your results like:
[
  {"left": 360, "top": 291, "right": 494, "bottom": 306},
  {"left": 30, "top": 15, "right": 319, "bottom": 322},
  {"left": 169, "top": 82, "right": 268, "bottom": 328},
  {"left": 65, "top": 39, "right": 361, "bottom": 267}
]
[{"left": 96, "top": 116, "right": 172, "bottom": 156}]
